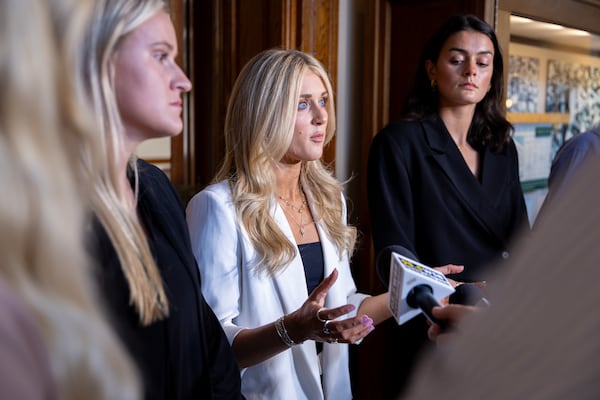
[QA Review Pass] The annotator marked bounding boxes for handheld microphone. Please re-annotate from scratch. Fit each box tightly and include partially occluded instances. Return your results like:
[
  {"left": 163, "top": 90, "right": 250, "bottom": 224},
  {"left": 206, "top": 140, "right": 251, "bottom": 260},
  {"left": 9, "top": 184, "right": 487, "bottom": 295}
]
[
  {"left": 381, "top": 247, "right": 455, "bottom": 327},
  {"left": 450, "top": 283, "right": 490, "bottom": 307}
]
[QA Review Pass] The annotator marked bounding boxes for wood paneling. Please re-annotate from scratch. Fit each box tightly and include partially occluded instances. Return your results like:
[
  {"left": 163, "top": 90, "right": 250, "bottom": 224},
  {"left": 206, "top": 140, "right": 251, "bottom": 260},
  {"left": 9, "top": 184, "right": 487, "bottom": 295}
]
[{"left": 351, "top": 2, "right": 390, "bottom": 396}]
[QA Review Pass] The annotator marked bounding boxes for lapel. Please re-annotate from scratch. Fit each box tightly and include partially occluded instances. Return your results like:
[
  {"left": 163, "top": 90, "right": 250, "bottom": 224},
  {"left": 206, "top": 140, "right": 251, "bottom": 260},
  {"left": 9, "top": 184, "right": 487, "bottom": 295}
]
[
  {"left": 270, "top": 198, "right": 323, "bottom": 394},
  {"left": 270, "top": 200, "right": 310, "bottom": 313},
  {"left": 423, "top": 118, "right": 509, "bottom": 246},
  {"left": 269, "top": 188, "right": 339, "bottom": 311}
]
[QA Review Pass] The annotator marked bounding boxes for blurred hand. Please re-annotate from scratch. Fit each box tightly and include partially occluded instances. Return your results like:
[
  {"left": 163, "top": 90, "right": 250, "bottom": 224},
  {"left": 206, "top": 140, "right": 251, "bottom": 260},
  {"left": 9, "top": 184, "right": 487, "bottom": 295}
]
[
  {"left": 434, "top": 264, "right": 464, "bottom": 277},
  {"left": 427, "top": 304, "right": 478, "bottom": 343},
  {"left": 433, "top": 264, "right": 464, "bottom": 305}
]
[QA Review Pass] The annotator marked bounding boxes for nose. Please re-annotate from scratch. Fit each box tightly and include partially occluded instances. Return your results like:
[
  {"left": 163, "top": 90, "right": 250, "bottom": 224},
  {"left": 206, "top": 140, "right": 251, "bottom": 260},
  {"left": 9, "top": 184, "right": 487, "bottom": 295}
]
[
  {"left": 312, "top": 105, "right": 327, "bottom": 126},
  {"left": 463, "top": 58, "right": 477, "bottom": 77},
  {"left": 173, "top": 64, "right": 192, "bottom": 93}
]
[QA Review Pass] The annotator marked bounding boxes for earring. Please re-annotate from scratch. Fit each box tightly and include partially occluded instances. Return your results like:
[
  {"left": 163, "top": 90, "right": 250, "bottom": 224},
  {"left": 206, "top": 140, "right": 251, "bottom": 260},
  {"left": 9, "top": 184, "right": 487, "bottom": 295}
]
[{"left": 430, "top": 79, "right": 437, "bottom": 90}]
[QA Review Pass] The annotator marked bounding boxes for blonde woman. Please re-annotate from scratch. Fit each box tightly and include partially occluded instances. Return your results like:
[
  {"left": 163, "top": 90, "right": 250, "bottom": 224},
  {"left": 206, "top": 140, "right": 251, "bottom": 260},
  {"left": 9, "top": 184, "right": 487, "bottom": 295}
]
[
  {"left": 187, "top": 49, "right": 462, "bottom": 399},
  {"left": 0, "top": 0, "right": 139, "bottom": 398},
  {"left": 78, "top": 0, "right": 242, "bottom": 398}
]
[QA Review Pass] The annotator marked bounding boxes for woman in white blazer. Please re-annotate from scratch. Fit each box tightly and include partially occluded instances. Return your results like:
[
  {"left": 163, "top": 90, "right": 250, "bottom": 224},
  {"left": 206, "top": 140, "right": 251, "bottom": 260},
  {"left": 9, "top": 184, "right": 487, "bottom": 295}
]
[{"left": 186, "top": 49, "right": 402, "bottom": 399}]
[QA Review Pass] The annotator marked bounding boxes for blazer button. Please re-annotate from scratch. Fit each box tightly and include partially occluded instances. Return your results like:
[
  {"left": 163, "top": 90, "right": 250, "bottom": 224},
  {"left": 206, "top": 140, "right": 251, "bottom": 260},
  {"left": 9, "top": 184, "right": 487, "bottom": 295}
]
[{"left": 501, "top": 251, "right": 509, "bottom": 259}]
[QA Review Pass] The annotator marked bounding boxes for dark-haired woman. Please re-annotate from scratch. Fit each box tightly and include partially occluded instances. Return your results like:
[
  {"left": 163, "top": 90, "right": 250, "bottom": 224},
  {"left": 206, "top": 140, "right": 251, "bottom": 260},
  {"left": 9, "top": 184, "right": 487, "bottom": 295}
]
[{"left": 367, "top": 14, "right": 529, "bottom": 397}]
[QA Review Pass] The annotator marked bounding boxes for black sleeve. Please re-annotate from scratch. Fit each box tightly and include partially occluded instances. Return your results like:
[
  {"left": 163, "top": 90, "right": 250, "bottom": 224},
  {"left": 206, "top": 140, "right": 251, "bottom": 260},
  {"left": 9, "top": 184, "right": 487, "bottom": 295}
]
[{"left": 367, "top": 124, "right": 418, "bottom": 275}]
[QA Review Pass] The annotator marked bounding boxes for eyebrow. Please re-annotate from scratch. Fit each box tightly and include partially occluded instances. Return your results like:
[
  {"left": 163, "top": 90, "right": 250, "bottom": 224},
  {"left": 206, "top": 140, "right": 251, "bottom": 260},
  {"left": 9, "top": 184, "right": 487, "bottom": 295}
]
[
  {"left": 448, "top": 47, "right": 493, "bottom": 56},
  {"left": 151, "top": 41, "right": 175, "bottom": 51},
  {"left": 299, "top": 91, "right": 328, "bottom": 98}
]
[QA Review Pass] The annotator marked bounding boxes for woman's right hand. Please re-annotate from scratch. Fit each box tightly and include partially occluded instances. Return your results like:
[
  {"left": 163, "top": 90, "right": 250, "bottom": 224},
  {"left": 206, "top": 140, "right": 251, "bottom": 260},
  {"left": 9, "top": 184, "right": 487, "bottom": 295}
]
[
  {"left": 433, "top": 264, "right": 464, "bottom": 305},
  {"left": 285, "top": 269, "right": 374, "bottom": 345},
  {"left": 434, "top": 263, "right": 464, "bottom": 279}
]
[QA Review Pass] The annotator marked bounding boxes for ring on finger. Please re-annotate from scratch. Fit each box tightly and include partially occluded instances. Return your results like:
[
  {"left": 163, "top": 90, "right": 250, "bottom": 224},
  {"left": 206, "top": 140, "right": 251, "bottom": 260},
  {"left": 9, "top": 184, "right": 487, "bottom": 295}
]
[
  {"left": 323, "top": 320, "right": 332, "bottom": 335},
  {"left": 316, "top": 307, "right": 327, "bottom": 323}
]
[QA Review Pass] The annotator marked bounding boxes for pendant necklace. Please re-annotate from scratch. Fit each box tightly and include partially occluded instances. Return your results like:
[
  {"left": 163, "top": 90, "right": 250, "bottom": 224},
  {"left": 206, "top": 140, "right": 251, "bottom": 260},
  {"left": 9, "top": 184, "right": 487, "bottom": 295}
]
[{"left": 278, "top": 194, "right": 312, "bottom": 237}]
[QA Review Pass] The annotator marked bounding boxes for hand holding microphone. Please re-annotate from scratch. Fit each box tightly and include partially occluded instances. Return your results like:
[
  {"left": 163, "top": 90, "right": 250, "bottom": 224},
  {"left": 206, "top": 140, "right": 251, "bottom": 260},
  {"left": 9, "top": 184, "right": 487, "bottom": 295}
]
[
  {"left": 378, "top": 246, "right": 456, "bottom": 329},
  {"left": 427, "top": 304, "right": 479, "bottom": 342},
  {"left": 377, "top": 246, "right": 489, "bottom": 335}
]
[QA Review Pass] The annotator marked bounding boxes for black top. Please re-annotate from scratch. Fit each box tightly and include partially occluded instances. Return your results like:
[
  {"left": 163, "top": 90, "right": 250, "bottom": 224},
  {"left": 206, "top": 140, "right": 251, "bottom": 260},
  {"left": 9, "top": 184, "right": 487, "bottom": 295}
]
[
  {"left": 368, "top": 116, "right": 529, "bottom": 282},
  {"left": 91, "top": 160, "right": 242, "bottom": 400},
  {"left": 298, "top": 241, "right": 324, "bottom": 294}
]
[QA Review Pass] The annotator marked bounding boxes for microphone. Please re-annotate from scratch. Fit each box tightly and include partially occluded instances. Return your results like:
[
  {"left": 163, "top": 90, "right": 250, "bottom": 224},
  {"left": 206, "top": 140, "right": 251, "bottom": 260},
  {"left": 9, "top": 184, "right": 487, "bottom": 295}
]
[
  {"left": 380, "top": 247, "right": 455, "bottom": 327},
  {"left": 450, "top": 283, "right": 490, "bottom": 307}
]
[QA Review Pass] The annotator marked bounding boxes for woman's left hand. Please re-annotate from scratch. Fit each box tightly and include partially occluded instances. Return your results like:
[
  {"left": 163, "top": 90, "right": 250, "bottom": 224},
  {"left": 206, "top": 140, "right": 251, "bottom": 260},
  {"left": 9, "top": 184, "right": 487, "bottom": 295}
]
[{"left": 314, "top": 308, "right": 375, "bottom": 345}]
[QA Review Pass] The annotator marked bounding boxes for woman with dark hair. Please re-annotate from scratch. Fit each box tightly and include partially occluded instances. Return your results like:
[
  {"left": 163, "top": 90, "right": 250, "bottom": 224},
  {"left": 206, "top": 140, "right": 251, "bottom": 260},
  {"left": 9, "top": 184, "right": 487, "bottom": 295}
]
[
  {"left": 367, "top": 14, "right": 529, "bottom": 397},
  {"left": 403, "top": 14, "right": 514, "bottom": 152}
]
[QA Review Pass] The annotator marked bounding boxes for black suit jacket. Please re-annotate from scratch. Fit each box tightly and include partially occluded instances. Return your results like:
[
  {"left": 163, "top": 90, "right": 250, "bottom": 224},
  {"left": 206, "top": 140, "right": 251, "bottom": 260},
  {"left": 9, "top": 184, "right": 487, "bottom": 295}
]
[
  {"left": 92, "top": 160, "right": 242, "bottom": 400},
  {"left": 368, "top": 116, "right": 529, "bottom": 282},
  {"left": 367, "top": 116, "right": 529, "bottom": 397}
]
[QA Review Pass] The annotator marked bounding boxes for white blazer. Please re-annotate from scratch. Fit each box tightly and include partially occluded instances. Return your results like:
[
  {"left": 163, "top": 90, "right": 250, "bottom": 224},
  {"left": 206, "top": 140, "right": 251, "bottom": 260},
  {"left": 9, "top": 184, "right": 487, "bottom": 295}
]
[{"left": 186, "top": 181, "right": 369, "bottom": 400}]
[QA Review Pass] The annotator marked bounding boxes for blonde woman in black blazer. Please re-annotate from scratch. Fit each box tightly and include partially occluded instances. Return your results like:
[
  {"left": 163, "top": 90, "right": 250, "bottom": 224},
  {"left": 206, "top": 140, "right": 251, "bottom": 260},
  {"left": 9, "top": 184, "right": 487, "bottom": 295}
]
[
  {"left": 80, "top": 0, "right": 242, "bottom": 398},
  {"left": 367, "top": 14, "right": 529, "bottom": 398}
]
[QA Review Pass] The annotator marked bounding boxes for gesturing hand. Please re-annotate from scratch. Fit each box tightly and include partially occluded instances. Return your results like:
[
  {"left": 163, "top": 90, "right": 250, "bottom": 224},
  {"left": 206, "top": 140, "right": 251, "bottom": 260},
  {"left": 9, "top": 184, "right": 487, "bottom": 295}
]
[{"left": 285, "top": 269, "right": 374, "bottom": 345}]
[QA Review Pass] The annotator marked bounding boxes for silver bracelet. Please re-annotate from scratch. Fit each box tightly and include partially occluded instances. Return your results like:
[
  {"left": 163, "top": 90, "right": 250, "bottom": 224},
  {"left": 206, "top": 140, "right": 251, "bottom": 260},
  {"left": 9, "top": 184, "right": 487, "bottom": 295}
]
[{"left": 275, "top": 316, "right": 297, "bottom": 347}]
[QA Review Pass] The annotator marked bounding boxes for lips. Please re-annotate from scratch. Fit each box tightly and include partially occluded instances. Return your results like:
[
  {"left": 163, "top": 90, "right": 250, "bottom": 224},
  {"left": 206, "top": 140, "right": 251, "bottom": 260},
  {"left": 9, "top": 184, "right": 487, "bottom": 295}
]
[
  {"left": 311, "top": 132, "right": 324, "bottom": 141},
  {"left": 460, "top": 82, "right": 478, "bottom": 89}
]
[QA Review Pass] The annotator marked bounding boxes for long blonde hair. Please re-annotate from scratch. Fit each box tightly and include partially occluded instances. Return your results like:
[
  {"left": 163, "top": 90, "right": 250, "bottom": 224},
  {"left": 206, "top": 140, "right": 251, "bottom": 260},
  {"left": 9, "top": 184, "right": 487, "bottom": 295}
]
[
  {"left": 79, "top": 0, "right": 170, "bottom": 325},
  {"left": 215, "top": 49, "right": 357, "bottom": 274},
  {"left": 0, "top": 0, "right": 139, "bottom": 398}
]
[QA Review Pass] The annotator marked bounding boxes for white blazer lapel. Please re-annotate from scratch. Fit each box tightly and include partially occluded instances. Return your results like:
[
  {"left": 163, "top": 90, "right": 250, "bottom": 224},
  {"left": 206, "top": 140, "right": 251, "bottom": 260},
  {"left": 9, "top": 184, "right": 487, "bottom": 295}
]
[
  {"left": 271, "top": 200, "right": 324, "bottom": 398},
  {"left": 271, "top": 201, "right": 309, "bottom": 313}
]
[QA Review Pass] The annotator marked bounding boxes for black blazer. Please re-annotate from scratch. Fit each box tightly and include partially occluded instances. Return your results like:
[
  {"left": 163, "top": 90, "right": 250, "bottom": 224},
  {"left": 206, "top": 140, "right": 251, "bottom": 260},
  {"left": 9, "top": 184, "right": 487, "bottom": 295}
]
[
  {"left": 368, "top": 116, "right": 529, "bottom": 282},
  {"left": 92, "top": 160, "right": 242, "bottom": 400}
]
